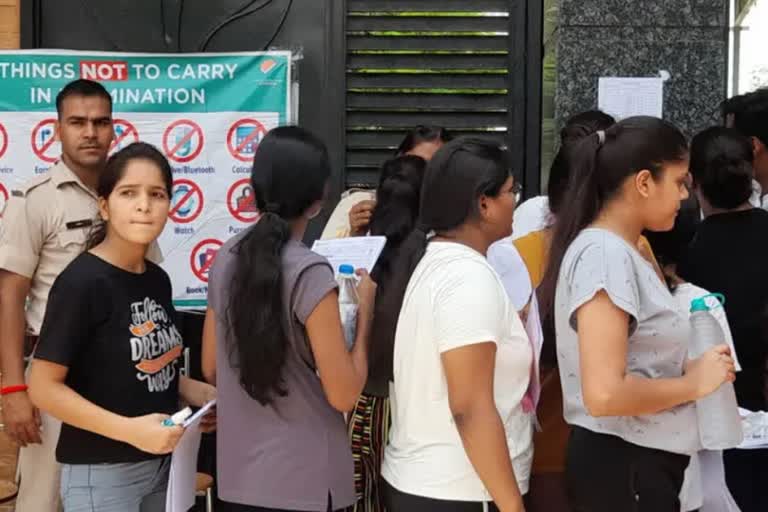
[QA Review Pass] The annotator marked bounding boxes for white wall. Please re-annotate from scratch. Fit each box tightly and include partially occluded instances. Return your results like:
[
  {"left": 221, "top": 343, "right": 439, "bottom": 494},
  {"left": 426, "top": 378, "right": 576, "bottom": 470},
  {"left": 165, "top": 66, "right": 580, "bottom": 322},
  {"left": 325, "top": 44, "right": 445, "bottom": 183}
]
[{"left": 735, "top": 0, "right": 768, "bottom": 94}]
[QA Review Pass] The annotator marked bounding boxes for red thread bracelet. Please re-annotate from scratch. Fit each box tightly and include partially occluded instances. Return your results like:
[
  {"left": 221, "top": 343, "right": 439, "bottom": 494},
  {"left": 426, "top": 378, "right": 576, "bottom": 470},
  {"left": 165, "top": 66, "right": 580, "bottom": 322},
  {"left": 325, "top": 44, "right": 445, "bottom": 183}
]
[{"left": 0, "top": 385, "right": 28, "bottom": 395}]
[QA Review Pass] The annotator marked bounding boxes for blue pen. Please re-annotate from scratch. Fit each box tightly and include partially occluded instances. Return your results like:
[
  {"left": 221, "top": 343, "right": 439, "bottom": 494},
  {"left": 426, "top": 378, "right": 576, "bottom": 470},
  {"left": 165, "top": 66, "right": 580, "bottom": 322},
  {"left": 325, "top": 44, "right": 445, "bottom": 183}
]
[{"left": 162, "top": 407, "right": 192, "bottom": 427}]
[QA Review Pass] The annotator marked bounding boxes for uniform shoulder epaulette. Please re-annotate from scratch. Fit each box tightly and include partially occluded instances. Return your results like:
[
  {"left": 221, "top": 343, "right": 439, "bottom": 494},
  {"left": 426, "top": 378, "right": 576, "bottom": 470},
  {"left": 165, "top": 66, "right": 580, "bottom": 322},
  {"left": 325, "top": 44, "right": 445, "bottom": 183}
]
[{"left": 13, "top": 173, "right": 54, "bottom": 198}]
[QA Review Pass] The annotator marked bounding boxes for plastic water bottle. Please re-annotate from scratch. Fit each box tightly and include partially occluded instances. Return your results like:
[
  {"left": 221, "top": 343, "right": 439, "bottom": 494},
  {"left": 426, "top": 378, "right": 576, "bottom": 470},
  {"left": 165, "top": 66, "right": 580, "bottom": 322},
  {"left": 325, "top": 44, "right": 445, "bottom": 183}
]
[
  {"left": 337, "top": 264, "right": 358, "bottom": 350},
  {"left": 689, "top": 294, "right": 743, "bottom": 449}
]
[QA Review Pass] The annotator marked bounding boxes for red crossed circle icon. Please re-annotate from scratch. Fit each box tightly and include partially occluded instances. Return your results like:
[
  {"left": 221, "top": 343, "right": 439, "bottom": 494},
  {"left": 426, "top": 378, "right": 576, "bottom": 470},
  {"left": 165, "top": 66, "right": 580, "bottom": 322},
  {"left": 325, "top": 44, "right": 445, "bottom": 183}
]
[
  {"left": 110, "top": 118, "right": 140, "bottom": 152},
  {"left": 162, "top": 119, "right": 204, "bottom": 163},
  {"left": 168, "top": 179, "right": 204, "bottom": 224},
  {"left": 190, "top": 238, "right": 223, "bottom": 283},
  {"left": 0, "top": 123, "right": 8, "bottom": 159},
  {"left": 31, "top": 119, "right": 58, "bottom": 163},
  {"left": 226, "top": 118, "right": 268, "bottom": 162}
]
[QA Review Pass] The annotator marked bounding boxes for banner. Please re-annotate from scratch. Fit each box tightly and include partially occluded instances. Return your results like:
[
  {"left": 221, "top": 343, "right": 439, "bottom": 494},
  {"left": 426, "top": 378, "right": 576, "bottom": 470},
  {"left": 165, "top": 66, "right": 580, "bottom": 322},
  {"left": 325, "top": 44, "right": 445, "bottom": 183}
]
[{"left": 0, "top": 50, "right": 291, "bottom": 308}]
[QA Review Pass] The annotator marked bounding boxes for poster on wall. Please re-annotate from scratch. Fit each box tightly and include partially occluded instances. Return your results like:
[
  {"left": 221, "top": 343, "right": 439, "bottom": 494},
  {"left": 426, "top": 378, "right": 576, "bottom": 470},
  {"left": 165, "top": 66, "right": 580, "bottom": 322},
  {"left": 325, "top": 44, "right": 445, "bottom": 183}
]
[{"left": 0, "top": 50, "right": 291, "bottom": 309}]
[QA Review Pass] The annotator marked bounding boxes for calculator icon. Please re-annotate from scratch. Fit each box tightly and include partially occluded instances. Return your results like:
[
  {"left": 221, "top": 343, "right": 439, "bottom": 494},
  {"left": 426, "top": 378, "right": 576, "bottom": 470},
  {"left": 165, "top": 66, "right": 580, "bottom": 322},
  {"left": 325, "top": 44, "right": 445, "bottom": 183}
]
[{"left": 235, "top": 127, "right": 259, "bottom": 154}]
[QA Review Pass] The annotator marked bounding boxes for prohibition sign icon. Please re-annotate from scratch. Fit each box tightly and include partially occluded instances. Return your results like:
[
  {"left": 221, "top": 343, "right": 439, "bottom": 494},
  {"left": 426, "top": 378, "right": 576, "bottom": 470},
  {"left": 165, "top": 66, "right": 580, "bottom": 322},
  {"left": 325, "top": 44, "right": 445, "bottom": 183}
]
[
  {"left": 162, "top": 119, "right": 204, "bottom": 163},
  {"left": 226, "top": 178, "right": 260, "bottom": 223},
  {"left": 169, "top": 179, "right": 204, "bottom": 224},
  {"left": 226, "top": 118, "right": 268, "bottom": 162},
  {"left": 0, "top": 123, "right": 8, "bottom": 159},
  {"left": 0, "top": 183, "right": 8, "bottom": 217},
  {"left": 190, "top": 238, "right": 223, "bottom": 283},
  {"left": 111, "top": 118, "right": 140, "bottom": 152},
  {"left": 31, "top": 118, "right": 59, "bottom": 163}
]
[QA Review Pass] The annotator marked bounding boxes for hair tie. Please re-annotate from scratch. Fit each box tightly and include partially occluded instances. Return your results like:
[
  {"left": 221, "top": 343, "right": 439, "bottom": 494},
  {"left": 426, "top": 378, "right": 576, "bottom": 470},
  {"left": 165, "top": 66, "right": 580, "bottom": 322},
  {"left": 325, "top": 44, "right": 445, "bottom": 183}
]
[
  {"left": 596, "top": 130, "right": 606, "bottom": 146},
  {"left": 263, "top": 202, "right": 281, "bottom": 214}
]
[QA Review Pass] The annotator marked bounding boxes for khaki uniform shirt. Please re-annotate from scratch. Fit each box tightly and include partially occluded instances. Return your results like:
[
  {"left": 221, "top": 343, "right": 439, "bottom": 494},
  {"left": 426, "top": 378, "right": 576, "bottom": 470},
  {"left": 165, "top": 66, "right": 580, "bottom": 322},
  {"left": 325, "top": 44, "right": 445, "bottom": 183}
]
[
  {"left": 0, "top": 162, "right": 100, "bottom": 334},
  {"left": 0, "top": 161, "right": 162, "bottom": 334}
]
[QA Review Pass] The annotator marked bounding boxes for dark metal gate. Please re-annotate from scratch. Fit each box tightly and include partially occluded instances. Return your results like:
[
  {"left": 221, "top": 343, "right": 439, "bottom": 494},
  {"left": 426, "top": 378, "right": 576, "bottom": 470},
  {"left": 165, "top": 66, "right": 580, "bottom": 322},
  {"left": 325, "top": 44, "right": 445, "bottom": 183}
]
[{"left": 345, "top": 0, "right": 541, "bottom": 195}]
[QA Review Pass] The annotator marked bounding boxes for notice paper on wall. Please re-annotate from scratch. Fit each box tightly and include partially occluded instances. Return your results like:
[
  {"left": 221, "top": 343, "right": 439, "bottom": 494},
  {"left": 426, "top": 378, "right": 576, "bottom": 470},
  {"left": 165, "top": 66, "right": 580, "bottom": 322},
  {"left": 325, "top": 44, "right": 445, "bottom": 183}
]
[{"left": 598, "top": 76, "right": 664, "bottom": 120}]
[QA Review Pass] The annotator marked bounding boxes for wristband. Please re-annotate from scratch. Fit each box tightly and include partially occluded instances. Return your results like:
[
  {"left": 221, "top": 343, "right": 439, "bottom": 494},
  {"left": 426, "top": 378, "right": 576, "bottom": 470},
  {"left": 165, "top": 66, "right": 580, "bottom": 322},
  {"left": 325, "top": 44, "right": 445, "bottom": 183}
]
[{"left": 0, "top": 385, "right": 28, "bottom": 395}]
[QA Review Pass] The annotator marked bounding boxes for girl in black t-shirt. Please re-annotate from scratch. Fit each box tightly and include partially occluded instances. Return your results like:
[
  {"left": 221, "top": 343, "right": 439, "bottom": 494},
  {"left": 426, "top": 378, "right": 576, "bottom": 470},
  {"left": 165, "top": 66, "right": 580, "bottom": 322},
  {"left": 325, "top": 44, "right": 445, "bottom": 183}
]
[
  {"left": 29, "top": 142, "right": 216, "bottom": 512},
  {"left": 679, "top": 127, "right": 768, "bottom": 512}
]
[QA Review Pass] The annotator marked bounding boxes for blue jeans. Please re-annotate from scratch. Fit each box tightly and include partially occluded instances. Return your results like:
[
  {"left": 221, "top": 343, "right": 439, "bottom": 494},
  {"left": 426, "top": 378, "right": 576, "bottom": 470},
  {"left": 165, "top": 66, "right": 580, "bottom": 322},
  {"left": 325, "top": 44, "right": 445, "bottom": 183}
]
[{"left": 60, "top": 457, "right": 170, "bottom": 512}]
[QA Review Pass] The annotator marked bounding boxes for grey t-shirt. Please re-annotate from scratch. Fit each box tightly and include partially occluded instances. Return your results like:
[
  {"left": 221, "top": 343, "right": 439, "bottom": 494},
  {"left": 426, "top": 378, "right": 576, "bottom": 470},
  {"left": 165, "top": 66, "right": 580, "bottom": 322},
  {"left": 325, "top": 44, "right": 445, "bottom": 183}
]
[
  {"left": 209, "top": 232, "right": 354, "bottom": 510},
  {"left": 555, "top": 228, "right": 700, "bottom": 455}
]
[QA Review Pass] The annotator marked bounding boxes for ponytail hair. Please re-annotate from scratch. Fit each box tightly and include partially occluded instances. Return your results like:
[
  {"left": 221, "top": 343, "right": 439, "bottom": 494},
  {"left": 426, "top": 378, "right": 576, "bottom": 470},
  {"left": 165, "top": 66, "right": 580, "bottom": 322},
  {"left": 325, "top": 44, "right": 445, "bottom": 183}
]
[
  {"left": 369, "top": 155, "right": 427, "bottom": 281},
  {"left": 370, "top": 138, "right": 510, "bottom": 381},
  {"left": 227, "top": 126, "right": 330, "bottom": 406},
  {"left": 86, "top": 142, "right": 172, "bottom": 250},
  {"left": 548, "top": 110, "right": 615, "bottom": 216},
  {"left": 690, "top": 126, "right": 754, "bottom": 210},
  {"left": 538, "top": 116, "right": 688, "bottom": 320}
]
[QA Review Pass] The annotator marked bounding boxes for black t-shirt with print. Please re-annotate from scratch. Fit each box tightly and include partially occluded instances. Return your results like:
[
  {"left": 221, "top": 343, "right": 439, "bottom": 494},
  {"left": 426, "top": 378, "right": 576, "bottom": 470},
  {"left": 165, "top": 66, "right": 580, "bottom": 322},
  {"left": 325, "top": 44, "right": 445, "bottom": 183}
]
[{"left": 35, "top": 252, "right": 183, "bottom": 464}]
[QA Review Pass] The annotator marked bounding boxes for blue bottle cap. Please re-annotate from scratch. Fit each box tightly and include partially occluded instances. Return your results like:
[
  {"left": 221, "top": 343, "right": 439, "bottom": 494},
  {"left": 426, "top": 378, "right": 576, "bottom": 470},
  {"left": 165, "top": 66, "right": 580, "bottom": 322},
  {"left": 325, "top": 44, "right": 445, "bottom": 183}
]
[
  {"left": 690, "top": 297, "right": 710, "bottom": 313},
  {"left": 338, "top": 264, "right": 355, "bottom": 275},
  {"left": 690, "top": 293, "right": 725, "bottom": 313}
]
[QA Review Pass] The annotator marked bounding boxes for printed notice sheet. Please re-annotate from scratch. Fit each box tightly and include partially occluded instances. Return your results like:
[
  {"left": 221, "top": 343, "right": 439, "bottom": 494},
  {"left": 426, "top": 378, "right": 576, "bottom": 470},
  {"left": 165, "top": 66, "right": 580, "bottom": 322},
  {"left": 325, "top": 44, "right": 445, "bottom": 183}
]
[
  {"left": 311, "top": 236, "right": 387, "bottom": 273},
  {"left": 598, "top": 77, "right": 664, "bottom": 120}
]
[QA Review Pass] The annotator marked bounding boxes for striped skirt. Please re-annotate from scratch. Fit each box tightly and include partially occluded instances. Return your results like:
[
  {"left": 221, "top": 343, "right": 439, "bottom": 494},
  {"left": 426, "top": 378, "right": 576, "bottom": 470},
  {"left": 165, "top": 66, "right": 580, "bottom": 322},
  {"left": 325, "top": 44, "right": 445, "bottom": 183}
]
[{"left": 347, "top": 393, "right": 391, "bottom": 512}]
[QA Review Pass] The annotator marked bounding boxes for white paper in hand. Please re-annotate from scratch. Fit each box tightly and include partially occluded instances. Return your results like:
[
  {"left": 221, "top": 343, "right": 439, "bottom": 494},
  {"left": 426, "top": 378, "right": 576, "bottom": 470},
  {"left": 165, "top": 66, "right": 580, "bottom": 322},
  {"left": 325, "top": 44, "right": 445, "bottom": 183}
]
[
  {"left": 311, "top": 236, "right": 387, "bottom": 273},
  {"left": 183, "top": 399, "right": 216, "bottom": 428},
  {"left": 165, "top": 400, "right": 216, "bottom": 512}
]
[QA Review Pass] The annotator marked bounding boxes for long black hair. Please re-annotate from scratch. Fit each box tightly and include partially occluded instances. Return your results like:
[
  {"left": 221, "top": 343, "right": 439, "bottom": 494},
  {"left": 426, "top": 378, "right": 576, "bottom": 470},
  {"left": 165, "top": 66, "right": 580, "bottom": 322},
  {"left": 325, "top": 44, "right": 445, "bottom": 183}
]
[
  {"left": 86, "top": 142, "right": 173, "bottom": 249},
  {"left": 369, "top": 155, "right": 427, "bottom": 282},
  {"left": 538, "top": 116, "right": 689, "bottom": 318},
  {"left": 690, "top": 126, "right": 754, "bottom": 210},
  {"left": 227, "top": 126, "right": 330, "bottom": 405},
  {"left": 548, "top": 110, "right": 615, "bottom": 216},
  {"left": 396, "top": 125, "right": 452, "bottom": 155},
  {"left": 371, "top": 138, "right": 511, "bottom": 381}
]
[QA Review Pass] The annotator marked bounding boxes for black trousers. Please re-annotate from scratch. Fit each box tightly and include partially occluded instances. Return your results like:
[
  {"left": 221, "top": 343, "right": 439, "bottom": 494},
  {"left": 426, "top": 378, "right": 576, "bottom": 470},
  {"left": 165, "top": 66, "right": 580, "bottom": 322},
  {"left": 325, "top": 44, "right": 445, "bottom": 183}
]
[
  {"left": 383, "top": 479, "right": 501, "bottom": 512},
  {"left": 723, "top": 447, "right": 768, "bottom": 512},
  {"left": 565, "top": 426, "right": 689, "bottom": 512}
]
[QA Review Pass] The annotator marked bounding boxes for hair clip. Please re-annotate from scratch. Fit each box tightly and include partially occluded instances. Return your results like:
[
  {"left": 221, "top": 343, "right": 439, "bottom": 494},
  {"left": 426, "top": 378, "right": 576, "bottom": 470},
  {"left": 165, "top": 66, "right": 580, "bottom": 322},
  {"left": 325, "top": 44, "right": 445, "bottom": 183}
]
[{"left": 596, "top": 130, "right": 606, "bottom": 146}]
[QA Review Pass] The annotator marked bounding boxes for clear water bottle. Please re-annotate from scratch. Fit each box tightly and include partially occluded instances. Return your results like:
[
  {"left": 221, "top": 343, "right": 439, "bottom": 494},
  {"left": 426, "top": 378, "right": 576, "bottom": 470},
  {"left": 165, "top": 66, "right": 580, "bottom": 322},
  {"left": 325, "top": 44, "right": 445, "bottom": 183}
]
[
  {"left": 337, "top": 264, "right": 359, "bottom": 350},
  {"left": 689, "top": 293, "right": 743, "bottom": 449}
]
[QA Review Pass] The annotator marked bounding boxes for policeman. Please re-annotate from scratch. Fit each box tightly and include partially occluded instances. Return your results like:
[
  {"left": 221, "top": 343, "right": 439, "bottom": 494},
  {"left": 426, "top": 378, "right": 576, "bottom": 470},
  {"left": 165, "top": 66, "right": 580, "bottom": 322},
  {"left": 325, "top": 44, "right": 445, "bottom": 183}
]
[{"left": 0, "top": 79, "right": 115, "bottom": 512}]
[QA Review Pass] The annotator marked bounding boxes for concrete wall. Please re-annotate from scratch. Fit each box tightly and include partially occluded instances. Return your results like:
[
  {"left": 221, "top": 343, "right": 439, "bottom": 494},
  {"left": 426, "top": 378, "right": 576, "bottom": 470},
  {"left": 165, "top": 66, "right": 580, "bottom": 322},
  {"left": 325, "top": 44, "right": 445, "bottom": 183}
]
[
  {"left": 0, "top": 0, "right": 19, "bottom": 49},
  {"left": 556, "top": 0, "right": 730, "bottom": 137}
]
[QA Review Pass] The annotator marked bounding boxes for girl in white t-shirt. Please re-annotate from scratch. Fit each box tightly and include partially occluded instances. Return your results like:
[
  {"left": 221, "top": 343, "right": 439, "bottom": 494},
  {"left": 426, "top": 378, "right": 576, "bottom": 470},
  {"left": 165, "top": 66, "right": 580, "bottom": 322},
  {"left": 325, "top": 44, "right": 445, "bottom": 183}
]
[{"left": 376, "top": 138, "right": 532, "bottom": 512}]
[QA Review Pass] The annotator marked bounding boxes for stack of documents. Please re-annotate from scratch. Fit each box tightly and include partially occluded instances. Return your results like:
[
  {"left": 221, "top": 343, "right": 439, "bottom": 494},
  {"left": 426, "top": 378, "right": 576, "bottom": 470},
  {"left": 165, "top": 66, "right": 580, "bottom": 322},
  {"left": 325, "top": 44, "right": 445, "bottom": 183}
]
[
  {"left": 738, "top": 408, "right": 768, "bottom": 449},
  {"left": 165, "top": 400, "right": 217, "bottom": 512}
]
